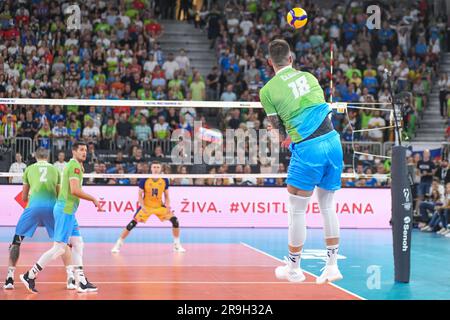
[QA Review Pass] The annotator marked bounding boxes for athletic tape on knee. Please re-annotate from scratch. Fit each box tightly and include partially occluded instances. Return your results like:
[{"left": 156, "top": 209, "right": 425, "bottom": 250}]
[
  {"left": 170, "top": 216, "right": 179, "bottom": 228},
  {"left": 288, "top": 193, "right": 310, "bottom": 247},
  {"left": 317, "top": 188, "right": 340, "bottom": 239}
]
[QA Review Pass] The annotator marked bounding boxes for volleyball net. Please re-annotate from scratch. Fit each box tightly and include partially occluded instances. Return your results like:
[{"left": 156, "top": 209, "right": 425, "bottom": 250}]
[{"left": 0, "top": 98, "right": 397, "bottom": 184}]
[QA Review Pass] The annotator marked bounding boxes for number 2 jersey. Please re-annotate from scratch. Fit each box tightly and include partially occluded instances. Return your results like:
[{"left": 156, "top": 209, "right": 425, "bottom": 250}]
[
  {"left": 139, "top": 178, "right": 169, "bottom": 208},
  {"left": 22, "top": 161, "right": 60, "bottom": 208},
  {"left": 259, "top": 66, "right": 331, "bottom": 143}
]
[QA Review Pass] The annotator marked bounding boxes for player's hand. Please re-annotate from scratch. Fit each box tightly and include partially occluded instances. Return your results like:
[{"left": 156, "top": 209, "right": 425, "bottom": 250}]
[{"left": 92, "top": 198, "right": 99, "bottom": 208}]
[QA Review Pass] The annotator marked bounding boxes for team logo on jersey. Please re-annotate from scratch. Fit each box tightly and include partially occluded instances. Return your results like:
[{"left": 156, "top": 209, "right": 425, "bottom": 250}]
[{"left": 74, "top": 168, "right": 81, "bottom": 174}]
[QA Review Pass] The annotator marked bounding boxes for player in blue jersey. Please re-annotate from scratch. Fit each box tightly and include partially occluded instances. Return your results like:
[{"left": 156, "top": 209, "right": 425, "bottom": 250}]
[
  {"left": 3, "top": 148, "right": 75, "bottom": 290},
  {"left": 260, "top": 39, "right": 343, "bottom": 283}
]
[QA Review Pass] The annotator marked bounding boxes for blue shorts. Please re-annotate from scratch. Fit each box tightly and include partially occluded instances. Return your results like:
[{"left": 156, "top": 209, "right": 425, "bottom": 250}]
[
  {"left": 53, "top": 201, "right": 81, "bottom": 244},
  {"left": 15, "top": 207, "right": 55, "bottom": 239},
  {"left": 287, "top": 130, "right": 343, "bottom": 192}
]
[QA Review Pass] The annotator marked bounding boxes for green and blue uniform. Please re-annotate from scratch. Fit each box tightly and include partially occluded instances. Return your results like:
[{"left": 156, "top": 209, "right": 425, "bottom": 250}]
[
  {"left": 260, "top": 66, "right": 343, "bottom": 191},
  {"left": 53, "top": 159, "right": 84, "bottom": 243},
  {"left": 15, "top": 161, "right": 60, "bottom": 238}
]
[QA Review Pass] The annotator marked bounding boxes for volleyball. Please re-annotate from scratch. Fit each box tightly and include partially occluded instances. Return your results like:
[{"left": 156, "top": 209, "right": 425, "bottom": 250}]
[{"left": 286, "top": 7, "right": 308, "bottom": 29}]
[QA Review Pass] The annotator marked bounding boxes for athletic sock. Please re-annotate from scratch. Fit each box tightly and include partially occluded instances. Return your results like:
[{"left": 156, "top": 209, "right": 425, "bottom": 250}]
[
  {"left": 28, "top": 263, "right": 42, "bottom": 279},
  {"left": 74, "top": 266, "right": 87, "bottom": 285},
  {"left": 288, "top": 251, "right": 301, "bottom": 269},
  {"left": 326, "top": 244, "right": 339, "bottom": 266},
  {"left": 7, "top": 266, "right": 15, "bottom": 279},
  {"left": 173, "top": 237, "right": 181, "bottom": 246},
  {"left": 66, "top": 265, "right": 74, "bottom": 279}
]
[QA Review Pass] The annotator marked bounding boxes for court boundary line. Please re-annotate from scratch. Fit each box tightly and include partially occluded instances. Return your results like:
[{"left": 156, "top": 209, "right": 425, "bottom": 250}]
[
  {"left": 240, "top": 242, "right": 366, "bottom": 300},
  {"left": 0, "top": 265, "right": 284, "bottom": 268},
  {"left": 13, "top": 281, "right": 317, "bottom": 285}
]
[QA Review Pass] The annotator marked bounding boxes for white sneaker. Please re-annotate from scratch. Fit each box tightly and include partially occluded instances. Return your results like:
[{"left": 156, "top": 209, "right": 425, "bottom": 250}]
[
  {"left": 274, "top": 257, "right": 306, "bottom": 283},
  {"left": 66, "top": 276, "right": 76, "bottom": 290},
  {"left": 445, "top": 232, "right": 450, "bottom": 238},
  {"left": 111, "top": 240, "right": 123, "bottom": 253},
  {"left": 173, "top": 243, "right": 186, "bottom": 253},
  {"left": 316, "top": 264, "right": 343, "bottom": 284},
  {"left": 437, "top": 228, "right": 447, "bottom": 235},
  {"left": 420, "top": 226, "right": 431, "bottom": 231},
  {"left": 442, "top": 229, "right": 450, "bottom": 235}
]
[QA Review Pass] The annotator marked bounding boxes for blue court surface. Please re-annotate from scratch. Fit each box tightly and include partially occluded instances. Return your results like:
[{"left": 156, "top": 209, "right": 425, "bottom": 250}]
[{"left": 0, "top": 226, "right": 448, "bottom": 300}]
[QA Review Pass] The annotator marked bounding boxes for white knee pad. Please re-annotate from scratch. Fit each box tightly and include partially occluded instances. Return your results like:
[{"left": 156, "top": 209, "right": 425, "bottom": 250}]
[
  {"left": 288, "top": 193, "right": 310, "bottom": 247},
  {"left": 316, "top": 188, "right": 340, "bottom": 239},
  {"left": 50, "top": 243, "right": 67, "bottom": 260}
]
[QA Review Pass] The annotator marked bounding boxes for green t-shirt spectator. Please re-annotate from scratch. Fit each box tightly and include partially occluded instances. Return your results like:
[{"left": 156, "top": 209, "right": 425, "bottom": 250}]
[
  {"left": 125, "top": 8, "right": 139, "bottom": 19},
  {"left": 137, "top": 88, "right": 154, "bottom": 100},
  {"left": 94, "top": 22, "right": 111, "bottom": 33},
  {"left": 360, "top": 112, "right": 373, "bottom": 129},
  {"left": 190, "top": 81, "right": 205, "bottom": 101},
  {"left": 93, "top": 73, "right": 106, "bottom": 84},
  {"left": 345, "top": 68, "right": 362, "bottom": 80},
  {"left": 66, "top": 106, "right": 79, "bottom": 114},
  {"left": 102, "top": 124, "right": 116, "bottom": 140}
]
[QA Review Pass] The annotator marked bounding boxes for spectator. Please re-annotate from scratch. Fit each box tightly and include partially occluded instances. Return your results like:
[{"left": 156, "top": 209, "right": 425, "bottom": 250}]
[
  {"left": 51, "top": 119, "right": 68, "bottom": 150},
  {"left": 190, "top": 72, "right": 206, "bottom": 101},
  {"left": 67, "top": 120, "right": 81, "bottom": 146},
  {"left": 9, "top": 153, "right": 26, "bottom": 184},
  {"left": 162, "top": 52, "right": 179, "bottom": 81},
  {"left": 82, "top": 119, "right": 100, "bottom": 145},
  {"left": 116, "top": 113, "right": 133, "bottom": 149},
  {"left": 35, "top": 121, "right": 52, "bottom": 149},
  {"left": 206, "top": 66, "right": 220, "bottom": 101},
  {"left": 175, "top": 49, "right": 190, "bottom": 72},
  {"left": 54, "top": 151, "right": 67, "bottom": 173},
  {"left": 367, "top": 111, "right": 386, "bottom": 142},
  {"left": 101, "top": 118, "right": 117, "bottom": 149},
  {"left": 134, "top": 117, "right": 152, "bottom": 141},
  {"left": 0, "top": 114, "right": 17, "bottom": 139},
  {"left": 153, "top": 115, "right": 170, "bottom": 140},
  {"left": 220, "top": 84, "right": 237, "bottom": 102}
]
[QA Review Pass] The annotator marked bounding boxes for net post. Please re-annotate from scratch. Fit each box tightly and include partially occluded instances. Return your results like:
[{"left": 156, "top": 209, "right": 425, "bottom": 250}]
[{"left": 391, "top": 145, "right": 413, "bottom": 283}]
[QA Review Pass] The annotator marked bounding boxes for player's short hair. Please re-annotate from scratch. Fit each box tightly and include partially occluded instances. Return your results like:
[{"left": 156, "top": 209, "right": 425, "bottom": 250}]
[
  {"left": 151, "top": 160, "right": 161, "bottom": 166},
  {"left": 72, "top": 141, "right": 87, "bottom": 151},
  {"left": 268, "top": 39, "right": 291, "bottom": 67},
  {"left": 35, "top": 147, "right": 49, "bottom": 160}
]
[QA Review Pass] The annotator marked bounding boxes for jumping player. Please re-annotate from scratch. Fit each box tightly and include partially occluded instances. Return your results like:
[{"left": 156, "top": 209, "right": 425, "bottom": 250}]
[
  {"left": 111, "top": 161, "right": 186, "bottom": 253},
  {"left": 20, "top": 142, "right": 99, "bottom": 293},
  {"left": 3, "top": 148, "right": 75, "bottom": 290},
  {"left": 260, "top": 39, "right": 343, "bottom": 283}
]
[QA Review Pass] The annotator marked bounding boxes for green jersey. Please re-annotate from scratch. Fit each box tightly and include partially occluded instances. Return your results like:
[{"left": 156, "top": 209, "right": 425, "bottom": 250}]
[
  {"left": 58, "top": 159, "right": 84, "bottom": 214},
  {"left": 23, "top": 161, "right": 60, "bottom": 208},
  {"left": 260, "top": 66, "right": 331, "bottom": 143}
]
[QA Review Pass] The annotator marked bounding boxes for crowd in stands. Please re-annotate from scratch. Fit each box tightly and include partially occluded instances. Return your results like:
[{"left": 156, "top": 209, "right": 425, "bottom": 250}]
[
  {"left": 0, "top": 0, "right": 448, "bottom": 191},
  {"left": 413, "top": 149, "right": 450, "bottom": 236}
]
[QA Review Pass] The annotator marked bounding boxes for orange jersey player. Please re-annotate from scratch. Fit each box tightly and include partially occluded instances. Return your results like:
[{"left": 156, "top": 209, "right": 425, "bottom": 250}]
[{"left": 111, "top": 161, "right": 186, "bottom": 253}]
